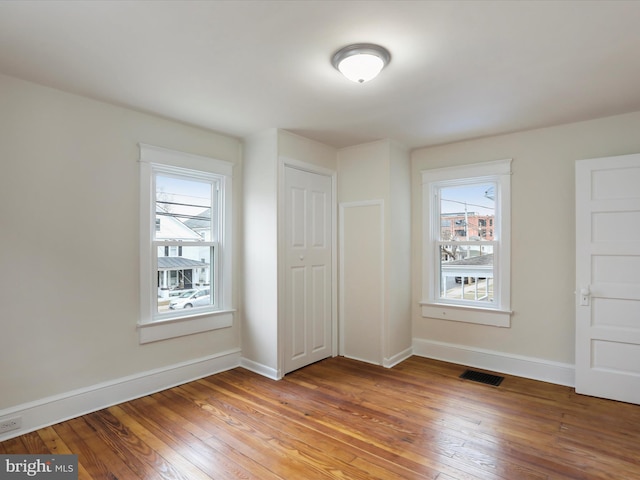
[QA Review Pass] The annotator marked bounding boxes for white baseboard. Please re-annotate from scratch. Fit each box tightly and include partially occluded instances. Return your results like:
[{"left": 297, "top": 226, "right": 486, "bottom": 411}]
[
  {"left": 412, "top": 338, "right": 575, "bottom": 387},
  {"left": 239, "top": 357, "right": 280, "bottom": 380},
  {"left": 0, "top": 348, "right": 242, "bottom": 442},
  {"left": 384, "top": 346, "right": 414, "bottom": 368},
  {"left": 341, "top": 353, "right": 384, "bottom": 366}
]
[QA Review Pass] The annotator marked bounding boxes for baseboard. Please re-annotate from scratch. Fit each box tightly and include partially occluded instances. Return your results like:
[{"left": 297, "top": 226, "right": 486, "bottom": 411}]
[
  {"left": 341, "top": 354, "right": 383, "bottom": 366},
  {"left": 0, "top": 348, "right": 242, "bottom": 442},
  {"left": 239, "top": 357, "right": 280, "bottom": 380},
  {"left": 412, "top": 338, "right": 575, "bottom": 387},
  {"left": 384, "top": 346, "right": 414, "bottom": 368}
]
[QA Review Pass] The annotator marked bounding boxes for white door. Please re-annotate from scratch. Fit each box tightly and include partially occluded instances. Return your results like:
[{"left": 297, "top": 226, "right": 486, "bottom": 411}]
[
  {"left": 284, "top": 166, "right": 333, "bottom": 374},
  {"left": 339, "top": 201, "right": 384, "bottom": 365},
  {"left": 575, "top": 153, "right": 640, "bottom": 404}
]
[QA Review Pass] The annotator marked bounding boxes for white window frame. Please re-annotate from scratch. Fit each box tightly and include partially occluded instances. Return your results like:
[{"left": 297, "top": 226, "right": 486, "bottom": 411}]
[
  {"left": 138, "top": 144, "right": 234, "bottom": 343},
  {"left": 421, "top": 159, "right": 512, "bottom": 327}
]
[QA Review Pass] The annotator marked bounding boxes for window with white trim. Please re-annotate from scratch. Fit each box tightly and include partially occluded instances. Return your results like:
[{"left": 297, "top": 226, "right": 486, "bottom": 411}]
[
  {"left": 421, "top": 160, "right": 511, "bottom": 327},
  {"left": 138, "top": 144, "right": 234, "bottom": 343}
]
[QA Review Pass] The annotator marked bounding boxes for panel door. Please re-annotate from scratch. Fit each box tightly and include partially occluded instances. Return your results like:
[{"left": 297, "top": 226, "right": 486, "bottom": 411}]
[
  {"left": 284, "top": 166, "right": 333, "bottom": 374},
  {"left": 339, "top": 201, "right": 384, "bottom": 365},
  {"left": 575, "top": 153, "right": 640, "bottom": 404}
]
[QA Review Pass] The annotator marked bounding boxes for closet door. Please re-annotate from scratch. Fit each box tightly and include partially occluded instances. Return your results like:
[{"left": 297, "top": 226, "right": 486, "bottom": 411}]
[
  {"left": 283, "top": 166, "right": 333, "bottom": 373},
  {"left": 339, "top": 200, "right": 384, "bottom": 365}
]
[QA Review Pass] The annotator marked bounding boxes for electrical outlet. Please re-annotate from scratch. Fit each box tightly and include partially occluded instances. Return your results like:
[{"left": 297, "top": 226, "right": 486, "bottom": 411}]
[{"left": 0, "top": 416, "right": 22, "bottom": 434}]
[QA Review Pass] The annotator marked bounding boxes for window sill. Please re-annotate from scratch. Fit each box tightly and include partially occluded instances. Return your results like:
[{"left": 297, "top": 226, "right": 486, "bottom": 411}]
[
  {"left": 420, "top": 302, "right": 511, "bottom": 327},
  {"left": 138, "top": 309, "right": 234, "bottom": 344}
]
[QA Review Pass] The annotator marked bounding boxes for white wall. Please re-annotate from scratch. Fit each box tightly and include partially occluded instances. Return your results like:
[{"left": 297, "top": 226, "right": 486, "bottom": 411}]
[
  {"left": 242, "top": 129, "right": 336, "bottom": 377},
  {"left": 278, "top": 130, "right": 337, "bottom": 172},
  {"left": 411, "top": 110, "right": 640, "bottom": 382},
  {"left": 242, "top": 129, "right": 280, "bottom": 375},
  {"left": 337, "top": 139, "right": 412, "bottom": 366},
  {"left": 388, "top": 141, "right": 412, "bottom": 361},
  {"left": 0, "top": 74, "right": 242, "bottom": 413}
]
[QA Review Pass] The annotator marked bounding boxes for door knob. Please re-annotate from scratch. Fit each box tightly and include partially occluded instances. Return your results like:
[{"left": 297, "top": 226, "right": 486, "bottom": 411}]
[{"left": 579, "top": 286, "right": 590, "bottom": 306}]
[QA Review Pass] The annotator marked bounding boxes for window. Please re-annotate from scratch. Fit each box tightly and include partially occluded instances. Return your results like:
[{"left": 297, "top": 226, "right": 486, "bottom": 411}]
[
  {"left": 421, "top": 159, "right": 511, "bottom": 327},
  {"left": 155, "top": 173, "right": 215, "bottom": 304},
  {"left": 138, "top": 144, "right": 234, "bottom": 343}
]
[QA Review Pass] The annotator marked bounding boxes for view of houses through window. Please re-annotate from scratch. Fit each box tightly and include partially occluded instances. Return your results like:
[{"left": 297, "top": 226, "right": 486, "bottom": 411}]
[
  {"left": 154, "top": 173, "right": 218, "bottom": 313},
  {"left": 438, "top": 182, "right": 496, "bottom": 303}
]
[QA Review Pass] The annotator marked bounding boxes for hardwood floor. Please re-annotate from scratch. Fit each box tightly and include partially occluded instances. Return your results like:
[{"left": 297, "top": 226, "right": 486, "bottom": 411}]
[{"left": 2, "top": 356, "right": 640, "bottom": 479}]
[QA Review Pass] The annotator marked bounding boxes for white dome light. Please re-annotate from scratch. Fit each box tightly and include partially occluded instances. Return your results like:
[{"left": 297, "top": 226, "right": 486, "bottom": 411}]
[{"left": 332, "top": 44, "right": 391, "bottom": 84}]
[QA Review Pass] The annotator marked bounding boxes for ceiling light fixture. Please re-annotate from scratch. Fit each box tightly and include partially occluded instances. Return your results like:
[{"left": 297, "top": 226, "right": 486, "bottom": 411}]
[{"left": 331, "top": 43, "right": 391, "bottom": 83}]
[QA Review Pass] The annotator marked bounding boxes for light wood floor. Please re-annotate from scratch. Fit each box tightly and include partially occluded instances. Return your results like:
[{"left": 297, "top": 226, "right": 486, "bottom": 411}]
[{"left": 2, "top": 356, "right": 640, "bottom": 479}]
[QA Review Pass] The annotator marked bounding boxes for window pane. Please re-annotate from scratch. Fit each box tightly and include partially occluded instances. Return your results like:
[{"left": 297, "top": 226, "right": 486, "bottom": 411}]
[
  {"left": 157, "top": 245, "right": 213, "bottom": 313},
  {"left": 440, "top": 183, "right": 495, "bottom": 241},
  {"left": 439, "top": 244, "right": 494, "bottom": 303},
  {"left": 155, "top": 174, "right": 216, "bottom": 241}
]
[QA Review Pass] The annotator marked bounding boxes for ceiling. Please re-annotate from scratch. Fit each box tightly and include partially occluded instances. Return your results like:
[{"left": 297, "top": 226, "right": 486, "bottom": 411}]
[{"left": 2, "top": 0, "right": 640, "bottom": 149}]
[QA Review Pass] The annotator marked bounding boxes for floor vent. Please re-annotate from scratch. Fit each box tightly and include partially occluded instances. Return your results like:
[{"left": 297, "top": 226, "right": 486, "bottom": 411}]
[{"left": 459, "top": 369, "right": 504, "bottom": 386}]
